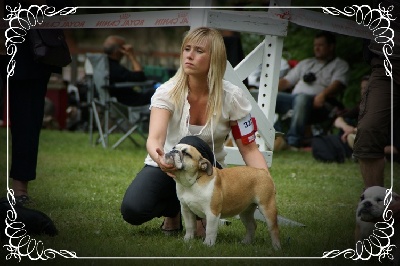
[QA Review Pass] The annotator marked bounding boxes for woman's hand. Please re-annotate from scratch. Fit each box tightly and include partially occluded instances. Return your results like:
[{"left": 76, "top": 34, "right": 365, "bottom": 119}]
[
  {"left": 156, "top": 148, "right": 176, "bottom": 178},
  {"left": 341, "top": 125, "right": 356, "bottom": 143}
]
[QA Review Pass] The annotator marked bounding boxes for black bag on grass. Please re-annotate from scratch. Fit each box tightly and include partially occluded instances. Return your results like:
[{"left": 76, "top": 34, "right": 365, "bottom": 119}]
[
  {"left": 0, "top": 197, "right": 58, "bottom": 239},
  {"left": 311, "top": 135, "right": 351, "bottom": 163}
]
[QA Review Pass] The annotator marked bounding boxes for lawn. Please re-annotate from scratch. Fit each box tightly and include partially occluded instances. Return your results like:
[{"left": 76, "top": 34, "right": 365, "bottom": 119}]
[{"left": 0, "top": 128, "right": 399, "bottom": 266}]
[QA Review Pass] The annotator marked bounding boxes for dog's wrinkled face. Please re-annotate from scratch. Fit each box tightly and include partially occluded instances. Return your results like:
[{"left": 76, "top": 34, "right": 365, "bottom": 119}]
[
  {"left": 164, "top": 144, "right": 213, "bottom": 186},
  {"left": 357, "top": 186, "right": 398, "bottom": 222}
]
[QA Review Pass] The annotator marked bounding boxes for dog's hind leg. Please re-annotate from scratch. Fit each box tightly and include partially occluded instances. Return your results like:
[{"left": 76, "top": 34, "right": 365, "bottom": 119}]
[
  {"left": 239, "top": 204, "right": 257, "bottom": 244},
  {"left": 258, "top": 202, "right": 281, "bottom": 250}
]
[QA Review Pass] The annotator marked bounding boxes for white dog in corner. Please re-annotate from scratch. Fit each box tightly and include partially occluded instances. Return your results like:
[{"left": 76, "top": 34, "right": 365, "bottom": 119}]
[{"left": 355, "top": 186, "right": 399, "bottom": 264}]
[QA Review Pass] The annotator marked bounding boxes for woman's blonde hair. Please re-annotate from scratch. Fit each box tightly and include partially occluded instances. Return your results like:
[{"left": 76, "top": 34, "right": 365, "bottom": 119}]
[{"left": 169, "top": 27, "right": 227, "bottom": 124}]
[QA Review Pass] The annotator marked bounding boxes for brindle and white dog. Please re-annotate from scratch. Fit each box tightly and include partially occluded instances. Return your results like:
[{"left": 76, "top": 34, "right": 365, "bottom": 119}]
[{"left": 164, "top": 143, "right": 281, "bottom": 249}]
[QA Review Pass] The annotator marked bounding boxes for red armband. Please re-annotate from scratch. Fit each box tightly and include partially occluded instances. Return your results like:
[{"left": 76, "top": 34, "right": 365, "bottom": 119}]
[{"left": 231, "top": 114, "right": 257, "bottom": 145}]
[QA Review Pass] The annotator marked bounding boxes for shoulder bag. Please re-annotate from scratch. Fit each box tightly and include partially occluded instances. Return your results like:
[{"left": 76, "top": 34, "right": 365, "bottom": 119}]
[{"left": 28, "top": 28, "right": 72, "bottom": 67}]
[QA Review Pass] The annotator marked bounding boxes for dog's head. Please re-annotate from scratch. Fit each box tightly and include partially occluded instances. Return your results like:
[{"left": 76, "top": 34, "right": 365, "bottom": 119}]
[
  {"left": 357, "top": 186, "right": 398, "bottom": 222},
  {"left": 164, "top": 144, "right": 213, "bottom": 187}
]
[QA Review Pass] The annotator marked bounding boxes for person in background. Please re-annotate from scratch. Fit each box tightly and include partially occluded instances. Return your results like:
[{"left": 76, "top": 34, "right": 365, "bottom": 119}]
[
  {"left": 333, "top": 75, "right": 369, "bottom": 147},
  {"left": 221, "top": 30, "right": 244, "bottom": 68},
  {"left": 335, "top": 75, "right": 399, "bottom": 163},
  {"left": 0, "top": 0, "right": 73, "bottom": 205},
  {"left": 103, "top": 35, "right": 154, "bottom": 107},
  {"left": 353, "top": 0, "right": 400, "bottom": 188},
  {"left": 120, "top": 27, "right": 269, "bottom": 237},
  {"left": 63, "top": 79, "right": 81, "bottom": 131},
  {"left": 42, "top": 97, "right": 57, "bottom": 129},
  {"left": 275, "top": 31, "right": 349, "bottom": 150}
]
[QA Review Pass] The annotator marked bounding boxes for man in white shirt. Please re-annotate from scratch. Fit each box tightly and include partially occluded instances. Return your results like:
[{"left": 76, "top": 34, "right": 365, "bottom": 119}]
[{"left": 275, "top": 31, "right": 349, "bottom": 149}]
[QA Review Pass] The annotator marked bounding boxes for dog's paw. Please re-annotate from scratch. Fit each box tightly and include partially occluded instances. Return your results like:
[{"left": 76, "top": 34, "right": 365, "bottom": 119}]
[
  {"left": 203, "top": 237, "right": 216, "bottom": 246},
  {"left": 184, "top": 233, "right": 195, "bottom": 242}
]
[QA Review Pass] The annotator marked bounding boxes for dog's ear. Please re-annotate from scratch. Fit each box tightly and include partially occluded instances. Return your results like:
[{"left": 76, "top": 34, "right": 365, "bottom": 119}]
[{"left": 199, "top": 158, "right": 213, "bottom": 176}]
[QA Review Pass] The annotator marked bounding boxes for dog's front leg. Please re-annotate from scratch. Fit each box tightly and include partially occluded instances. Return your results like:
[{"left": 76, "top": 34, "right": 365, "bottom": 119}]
[
  {"left": 203, "top": 213, "right": 220, "bottom": 246},
  {"left": 181, "top": 204, "right": 196, "bottom": 242}
]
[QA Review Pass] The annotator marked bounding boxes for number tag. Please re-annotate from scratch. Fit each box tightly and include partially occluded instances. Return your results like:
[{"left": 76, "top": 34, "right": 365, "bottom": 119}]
[{"left": 235, "top": 114, "right": 257, "bottom": 145}]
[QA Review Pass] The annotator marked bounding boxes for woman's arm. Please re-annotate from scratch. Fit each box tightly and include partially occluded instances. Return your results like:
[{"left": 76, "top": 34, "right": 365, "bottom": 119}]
[
  {"left": 146, "top": 107, "right": 169, "bottom": 162},
  {"left": 146, "top": 107, "right": 176, "bottom": 174},
  {"left": 334, "top": 116, "right": 356, "bottom": 142},
  {"left": 230, "top": 121, "right": 269, "bottom": 171}
]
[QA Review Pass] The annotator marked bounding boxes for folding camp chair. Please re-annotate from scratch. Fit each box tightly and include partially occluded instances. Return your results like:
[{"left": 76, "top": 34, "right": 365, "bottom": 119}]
[{"left": 85, "top": 53, "right": 153, "bottom": 149}]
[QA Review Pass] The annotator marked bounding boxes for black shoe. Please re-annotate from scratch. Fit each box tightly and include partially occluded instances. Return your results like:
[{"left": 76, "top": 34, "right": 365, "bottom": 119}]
[{"left": 15, "top": 195, "right": 33, "bottom": 206}]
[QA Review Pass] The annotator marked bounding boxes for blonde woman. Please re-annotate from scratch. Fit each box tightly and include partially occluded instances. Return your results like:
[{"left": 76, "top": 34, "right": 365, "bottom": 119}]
[{"left": 121, "top": 27, "right": 269, "bottom": 236}]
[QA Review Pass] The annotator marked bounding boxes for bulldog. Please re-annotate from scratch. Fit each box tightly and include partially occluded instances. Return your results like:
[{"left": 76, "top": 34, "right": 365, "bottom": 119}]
[
  {"left": 164, "top": 143, "right": 281, "bottom": 249},
  {"left": 355, "top": 186, "right": 399, "bottom": 264}
]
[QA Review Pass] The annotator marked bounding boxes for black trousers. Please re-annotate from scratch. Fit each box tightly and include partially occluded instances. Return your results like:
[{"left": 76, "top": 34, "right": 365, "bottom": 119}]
[
  {"left": 9, "top": 76, "right": 50, "bottom": 181},
  {"left": 120, "top": 136, "right": 222, "bottom": 226},
  {"left": 120, "top": 165, "right": 180, "bottom": 225}
]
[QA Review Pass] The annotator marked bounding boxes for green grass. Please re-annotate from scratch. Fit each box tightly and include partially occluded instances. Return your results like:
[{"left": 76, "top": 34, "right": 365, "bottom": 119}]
[{"left": 0, "top": 128, "right": 399, "bottom": 266}]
